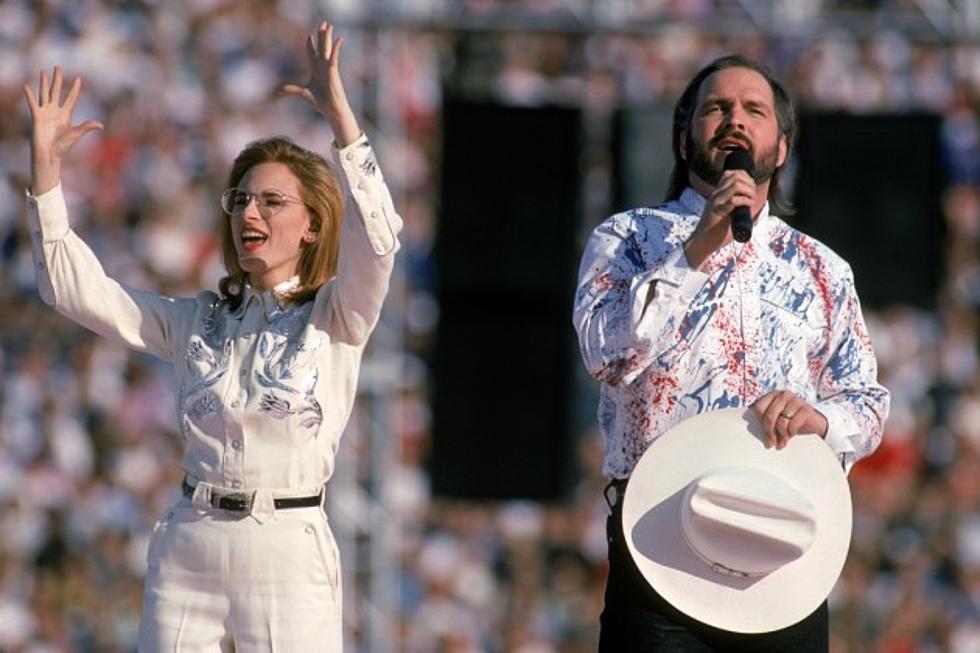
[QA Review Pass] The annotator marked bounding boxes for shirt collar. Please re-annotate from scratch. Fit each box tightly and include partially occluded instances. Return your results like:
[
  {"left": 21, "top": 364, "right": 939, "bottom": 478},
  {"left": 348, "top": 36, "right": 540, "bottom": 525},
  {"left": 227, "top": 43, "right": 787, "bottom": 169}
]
[
  {"left": 238, "top": 276, "right": 300, "bottom": 321},
  {"left": 679, "top": 187, "right": 707, "bottom": 217}
]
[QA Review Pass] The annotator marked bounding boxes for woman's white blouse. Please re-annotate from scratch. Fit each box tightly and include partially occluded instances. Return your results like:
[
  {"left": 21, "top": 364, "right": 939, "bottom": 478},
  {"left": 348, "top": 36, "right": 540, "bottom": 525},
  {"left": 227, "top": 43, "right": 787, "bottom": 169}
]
[{"left": 26, "top": 135, "right": 401, "bottom": 516}]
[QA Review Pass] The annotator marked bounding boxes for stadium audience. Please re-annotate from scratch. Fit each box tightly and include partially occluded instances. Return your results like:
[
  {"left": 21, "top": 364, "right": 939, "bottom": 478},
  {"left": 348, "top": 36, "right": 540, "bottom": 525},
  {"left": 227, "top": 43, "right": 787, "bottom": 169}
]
[{"left": 1, "top": 1, "right": 978, "bottom": 650}]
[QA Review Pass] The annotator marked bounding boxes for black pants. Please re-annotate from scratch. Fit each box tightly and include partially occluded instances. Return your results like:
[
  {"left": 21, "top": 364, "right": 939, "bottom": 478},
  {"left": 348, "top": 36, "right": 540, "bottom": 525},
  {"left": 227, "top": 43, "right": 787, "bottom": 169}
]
[{"left": 598, "top": 488, "right": 829, "bottom": 652}]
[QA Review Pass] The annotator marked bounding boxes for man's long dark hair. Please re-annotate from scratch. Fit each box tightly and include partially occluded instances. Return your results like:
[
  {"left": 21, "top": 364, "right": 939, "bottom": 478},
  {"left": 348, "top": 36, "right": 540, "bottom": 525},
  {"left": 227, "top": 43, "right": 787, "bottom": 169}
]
[{"left": 665, "top": 54, "right": 797, "bottom": 216}]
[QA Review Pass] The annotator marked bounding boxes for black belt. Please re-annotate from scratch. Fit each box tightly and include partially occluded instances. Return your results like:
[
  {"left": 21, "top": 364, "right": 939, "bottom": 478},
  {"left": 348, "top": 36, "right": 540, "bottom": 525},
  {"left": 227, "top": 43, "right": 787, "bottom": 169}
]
[
  {"left": 182, "top": 478, "right": 321, "bottom": 513},
  {"left": 604, "top": 477, "right": 629, "bottom": 510}
]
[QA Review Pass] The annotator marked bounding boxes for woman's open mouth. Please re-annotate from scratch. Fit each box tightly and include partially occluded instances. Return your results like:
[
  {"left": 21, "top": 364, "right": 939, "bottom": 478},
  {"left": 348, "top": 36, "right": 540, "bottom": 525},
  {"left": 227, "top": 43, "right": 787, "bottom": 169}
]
[{"left": 241, "top": 228, "right": 269, "bottom": 252}]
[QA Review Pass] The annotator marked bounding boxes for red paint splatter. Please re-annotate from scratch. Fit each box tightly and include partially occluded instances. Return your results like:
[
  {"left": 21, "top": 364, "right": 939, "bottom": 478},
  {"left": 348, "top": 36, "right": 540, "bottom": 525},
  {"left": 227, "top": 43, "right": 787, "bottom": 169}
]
[
  {"left": 715, "top": 312, "right": 746, "bottom": 395},
  {"left": 796, "top": 235, "right": 836, "bottom": 382},
  {"left": 851, "top": 296, "right": 873, "bottom": 347},
  {"left": 647, "top": 373, "right": 680, "bottom": 410},
  {"left": 623, "top": 372, "right": 681, "bottom": 440},
  {"left": 593, "top": 272, "right": 620, "bottom": 293},
  {"left": 627, "top": 393, "right": 654, "bottom": 435},
  {"left": 770, "top": 239, "right": 785, "bottom": 258},
  {"left": 795, "top": 236, "right": 834, "bottom": 326},
  {"left": 600, "top": 352, "right": 641, "bottom": 386}
]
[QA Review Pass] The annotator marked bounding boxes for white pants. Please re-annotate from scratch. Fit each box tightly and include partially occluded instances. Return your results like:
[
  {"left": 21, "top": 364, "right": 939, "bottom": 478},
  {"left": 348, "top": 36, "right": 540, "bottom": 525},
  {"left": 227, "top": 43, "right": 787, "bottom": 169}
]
[{"left": 137, "top": 497, "right": 342, "bottom": 652}]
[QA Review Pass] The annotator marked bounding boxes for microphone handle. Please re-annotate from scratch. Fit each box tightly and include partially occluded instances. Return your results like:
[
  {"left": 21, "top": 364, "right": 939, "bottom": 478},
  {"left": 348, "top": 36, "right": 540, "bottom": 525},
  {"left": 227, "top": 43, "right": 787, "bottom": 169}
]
[{"left": 731, "top": 206, "right": 752, "bottom": 243}]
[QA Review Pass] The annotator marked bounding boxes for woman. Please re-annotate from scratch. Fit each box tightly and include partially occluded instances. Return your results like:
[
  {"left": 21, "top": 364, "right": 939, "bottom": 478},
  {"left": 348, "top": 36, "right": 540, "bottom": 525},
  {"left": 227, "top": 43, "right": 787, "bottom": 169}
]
[{"left": 23, "top": 22, "right": 401, "bottom": 651}]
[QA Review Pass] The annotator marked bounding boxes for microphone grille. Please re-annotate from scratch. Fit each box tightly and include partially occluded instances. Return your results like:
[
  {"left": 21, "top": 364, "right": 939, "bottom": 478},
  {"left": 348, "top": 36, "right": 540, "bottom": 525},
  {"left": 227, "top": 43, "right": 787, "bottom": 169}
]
[{"left": 723, "top": 149, "right": 754, "bottom": 173}]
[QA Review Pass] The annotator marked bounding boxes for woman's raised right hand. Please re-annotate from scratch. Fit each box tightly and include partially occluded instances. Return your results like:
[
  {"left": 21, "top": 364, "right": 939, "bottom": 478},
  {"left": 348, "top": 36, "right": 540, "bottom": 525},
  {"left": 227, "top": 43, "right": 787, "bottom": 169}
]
[{"left": 24, "top": 67, "right": 103, "bottom": 195}]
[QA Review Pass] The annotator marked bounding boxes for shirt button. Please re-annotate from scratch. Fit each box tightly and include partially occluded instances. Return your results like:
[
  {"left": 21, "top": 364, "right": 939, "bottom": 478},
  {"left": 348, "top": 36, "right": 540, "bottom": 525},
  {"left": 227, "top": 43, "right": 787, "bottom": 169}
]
[
  {"left": 345, "top": 152, "right": 354, "bottom": 161},
  {"left": 231, "top": 440, "right": 242, "bottom": 450},
  {"left": 37, "top": 261, "right": 45, "bottom": 269},
  {"left": 370, "top": 211, "right": 378, "bottom": 219},
  {"left": 305, "top": 525, "right": 315, "bottom": 535},
  {"left": 357, "top": 181, "right": 365, "bottom": 190},
  {"left": 231, "top": 480, "right": 242, "bottom": 489},
  {"left": 230, "top": 400, "right": 240, "bottom": 408}
]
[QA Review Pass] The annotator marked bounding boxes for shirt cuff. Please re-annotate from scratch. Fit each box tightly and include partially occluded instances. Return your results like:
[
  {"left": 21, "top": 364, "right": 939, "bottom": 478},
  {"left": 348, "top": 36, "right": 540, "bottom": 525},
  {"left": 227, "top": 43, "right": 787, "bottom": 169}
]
[
  {"left": 332, "top": 133, "right": 399, "bottom": 257},
  {"left": 814, "top": 399, "right": 858, "bottom": 458},
  {"left": 331, "top": 132, "right": 369, "bottom": 153},
  {"left": 25, "top": 183, "right": 70, "bottom": 242}
]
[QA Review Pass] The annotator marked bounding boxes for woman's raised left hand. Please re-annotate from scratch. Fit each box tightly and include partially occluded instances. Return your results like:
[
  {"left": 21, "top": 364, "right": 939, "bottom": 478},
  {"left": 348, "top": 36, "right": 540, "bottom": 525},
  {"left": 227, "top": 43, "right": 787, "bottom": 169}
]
[{"left": 280, "top": 21, "right": 361, "bottom": 147}]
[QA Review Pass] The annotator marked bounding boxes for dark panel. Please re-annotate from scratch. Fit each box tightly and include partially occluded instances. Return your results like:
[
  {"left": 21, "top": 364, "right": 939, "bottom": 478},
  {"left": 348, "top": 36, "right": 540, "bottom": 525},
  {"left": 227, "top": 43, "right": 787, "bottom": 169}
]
[
  {"left": 430, "top": 100, "right": 583, "bottom": 501},
  {"left": 436, "top": 100, "right": 582, "bottom": 296},
  {"left": 793, "top": 113, "right": 945, "bottom": 310}
]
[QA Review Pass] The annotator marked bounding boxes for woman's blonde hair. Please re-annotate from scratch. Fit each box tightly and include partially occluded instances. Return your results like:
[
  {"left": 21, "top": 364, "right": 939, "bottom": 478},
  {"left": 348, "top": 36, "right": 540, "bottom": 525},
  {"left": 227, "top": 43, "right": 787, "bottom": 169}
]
[{"left": 218, "top": 137, "right": 344, "bottom": 309}]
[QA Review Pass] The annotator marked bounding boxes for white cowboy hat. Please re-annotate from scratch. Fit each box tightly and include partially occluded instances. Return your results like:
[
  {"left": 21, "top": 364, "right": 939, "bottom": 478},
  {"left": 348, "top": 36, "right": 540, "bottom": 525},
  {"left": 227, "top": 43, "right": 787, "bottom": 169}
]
[{"left": 622, "top": 407, "right": 852, "bottom": 633}]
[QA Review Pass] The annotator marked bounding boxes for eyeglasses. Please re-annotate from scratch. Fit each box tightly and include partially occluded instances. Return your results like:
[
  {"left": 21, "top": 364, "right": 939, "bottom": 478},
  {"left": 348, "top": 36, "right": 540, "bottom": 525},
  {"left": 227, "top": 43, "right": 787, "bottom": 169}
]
[{"left": 220, "top": 188, "right": 305, "bottom": 218}]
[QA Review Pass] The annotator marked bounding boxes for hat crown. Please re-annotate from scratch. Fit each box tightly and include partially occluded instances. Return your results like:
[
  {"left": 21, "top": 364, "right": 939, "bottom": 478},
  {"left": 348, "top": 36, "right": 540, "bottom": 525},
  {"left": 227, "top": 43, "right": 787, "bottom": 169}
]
[{"left": 680, "top": 466, "right": 817, "bottom": 577}]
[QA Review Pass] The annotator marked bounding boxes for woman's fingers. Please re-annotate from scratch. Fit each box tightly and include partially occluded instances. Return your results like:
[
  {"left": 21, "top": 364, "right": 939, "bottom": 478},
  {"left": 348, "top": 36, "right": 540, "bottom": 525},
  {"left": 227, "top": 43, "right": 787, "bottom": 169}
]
[
  {"left": 331, "top": 35, "right": 344, "bottom": 67},
  {"left": 324, "top": 23, "right": 334, "bottom": 60},
  {"left": 52, "top": 120, "right": 105, "bottom": 156},
  {"left": 316, "top": 21, "right": 328, "bottom": 59},
  {"left": 306, "top": 33, "right": 318, "bottom": 68},
  {"left": 23, "top": 83, "right": 38, "bottom": 115},
  {"left": 310, "top": 22, "right": 341, "bottom": 63},
  {"left": 64, "top": 76, "right": 82, "bottom": 113},
  {"left": 51, "top": 66, "right": 64, "bottom": 107},
  {"left": 279, "top": 83, "right": 315, "bottom": 106},
  {"left": 71, "top": 119, "right": 104, "bottom": 144},
  {"left": 39, "top": 69, "right": 48, "bottom": 106},
  {"left": 30, "top": 67, "right": 82, "bottom": 111}
]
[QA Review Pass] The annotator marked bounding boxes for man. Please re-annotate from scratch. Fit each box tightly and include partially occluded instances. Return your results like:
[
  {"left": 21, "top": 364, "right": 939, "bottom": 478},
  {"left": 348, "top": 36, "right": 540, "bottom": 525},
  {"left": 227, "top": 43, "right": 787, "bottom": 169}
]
[{"left": 573, "top": 54, "right": 889, "bottom": 651}]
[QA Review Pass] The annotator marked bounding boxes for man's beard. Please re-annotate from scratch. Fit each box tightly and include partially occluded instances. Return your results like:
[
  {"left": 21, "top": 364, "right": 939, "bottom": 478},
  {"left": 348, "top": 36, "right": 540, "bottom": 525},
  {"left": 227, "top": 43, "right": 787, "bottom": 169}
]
[{"left": 686, "top": 134, "right": 781, "bottom": 187}]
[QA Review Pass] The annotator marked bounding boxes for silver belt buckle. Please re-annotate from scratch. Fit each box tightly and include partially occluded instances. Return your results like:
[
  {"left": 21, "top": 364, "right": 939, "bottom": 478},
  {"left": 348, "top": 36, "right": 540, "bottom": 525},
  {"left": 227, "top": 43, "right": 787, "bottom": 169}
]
[{"left": 211, "top": 490, "right": 253, "bottom": 515}]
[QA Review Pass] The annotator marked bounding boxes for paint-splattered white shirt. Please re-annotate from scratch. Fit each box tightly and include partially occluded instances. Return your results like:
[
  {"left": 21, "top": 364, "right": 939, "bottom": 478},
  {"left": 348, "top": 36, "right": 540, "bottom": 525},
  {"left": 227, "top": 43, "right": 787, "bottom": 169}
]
[
  {"left": 26, "top": 134, "right": 401, "bottom": 516},
  {"left": 574, "top": 188, "right": 889, "bottom": 479}
]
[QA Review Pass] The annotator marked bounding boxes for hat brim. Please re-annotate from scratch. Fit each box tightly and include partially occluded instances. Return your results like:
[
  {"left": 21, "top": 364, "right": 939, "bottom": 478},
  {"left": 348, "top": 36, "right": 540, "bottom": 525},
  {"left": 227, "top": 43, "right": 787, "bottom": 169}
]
[{"left": 622, "top": 407, "right": 852, "bottom": 633}]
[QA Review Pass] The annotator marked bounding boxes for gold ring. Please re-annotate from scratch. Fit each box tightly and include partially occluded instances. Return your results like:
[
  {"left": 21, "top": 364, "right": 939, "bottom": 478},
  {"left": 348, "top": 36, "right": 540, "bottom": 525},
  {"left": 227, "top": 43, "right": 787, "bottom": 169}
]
[{"left": 779, "top": 412, "right": 792, "bottom": 419}]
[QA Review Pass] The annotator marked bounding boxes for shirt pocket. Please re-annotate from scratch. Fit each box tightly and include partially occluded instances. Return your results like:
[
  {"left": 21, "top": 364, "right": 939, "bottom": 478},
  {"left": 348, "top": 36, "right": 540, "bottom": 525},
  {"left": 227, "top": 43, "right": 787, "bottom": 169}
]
[
  {"left": 253, "top": 331, "right": 325, "bottom": 441},
  {"left": 254, "top": 331, "right": 320, "bottom": 393},
  {"left": 760, "top": 293, "right": 825, "bottom": 329},
  {"left": 759, "top": 295, "right": 828, "bottom": 381},
  {"left": 184, "top": 335, "right": 228, "bottom": 377}
]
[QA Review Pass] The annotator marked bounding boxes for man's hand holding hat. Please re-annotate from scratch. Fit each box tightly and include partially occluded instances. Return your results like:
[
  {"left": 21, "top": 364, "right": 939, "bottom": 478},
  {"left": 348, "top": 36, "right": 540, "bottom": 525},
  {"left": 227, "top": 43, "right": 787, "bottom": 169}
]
[{"left": 753, "top": 389, "right": 830, "bottom": 450}]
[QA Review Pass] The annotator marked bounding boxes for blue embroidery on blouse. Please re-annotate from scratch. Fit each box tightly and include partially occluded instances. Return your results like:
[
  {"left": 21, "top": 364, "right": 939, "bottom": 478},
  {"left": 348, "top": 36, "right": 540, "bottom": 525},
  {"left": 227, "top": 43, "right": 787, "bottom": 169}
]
[
  {"left": 255, "top": 302, "right": 324, "bottom": 431},
  {"left": 178, "top": 299, "right": 229, "bottom": 441}
]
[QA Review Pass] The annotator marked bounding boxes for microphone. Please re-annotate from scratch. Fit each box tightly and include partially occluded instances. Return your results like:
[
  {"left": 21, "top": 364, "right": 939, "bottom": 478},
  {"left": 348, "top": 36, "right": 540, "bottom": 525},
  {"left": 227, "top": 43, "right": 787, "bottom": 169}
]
[{"left": 723, "top": 149, "right": 754, "bottom": 243}]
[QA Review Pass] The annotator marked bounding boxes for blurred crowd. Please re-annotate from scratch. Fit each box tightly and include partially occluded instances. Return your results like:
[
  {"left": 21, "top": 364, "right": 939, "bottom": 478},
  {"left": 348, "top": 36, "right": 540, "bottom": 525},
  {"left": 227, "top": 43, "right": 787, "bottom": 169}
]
[{"left": 1, "top": 1, "right": 980, "bottom": 651}]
